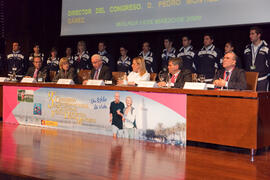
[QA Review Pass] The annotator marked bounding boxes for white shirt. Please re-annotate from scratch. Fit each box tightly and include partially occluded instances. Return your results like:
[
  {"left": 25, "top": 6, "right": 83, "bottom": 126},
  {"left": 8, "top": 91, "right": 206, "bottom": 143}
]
[
  {"left": 252, "top": 41, "right": 263, "bottom": 54},
  {"left": 127, "top": 71, "right": 150, "bottom": 84},
  {"left": 123, "top": 107, "right": 136, "bottom": 128}
]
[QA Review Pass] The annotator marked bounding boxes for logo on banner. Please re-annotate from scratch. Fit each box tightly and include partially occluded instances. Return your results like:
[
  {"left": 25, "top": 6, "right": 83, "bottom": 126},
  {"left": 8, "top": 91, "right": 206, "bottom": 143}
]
[
  {"left": 47, "top": 91, "right": 96, "bottom": 124},
  {"left": 33, "top": 103, "right": 42, "bottom": 115},
  {"left": 41, "top": 120, "right": 58, "bottom": 127},
  {"left": 17, "top": 89, "right": 34, "bottom": 102}
]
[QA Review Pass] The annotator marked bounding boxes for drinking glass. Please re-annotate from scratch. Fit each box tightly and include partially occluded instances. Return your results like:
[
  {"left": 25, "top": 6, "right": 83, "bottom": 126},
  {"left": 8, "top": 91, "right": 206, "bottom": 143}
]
[
  {"left": 158, "top": 71, "right": 166, "bottom": 82},
  {"left": 198, "top": 74, "right": 205, "bottom": 83}
]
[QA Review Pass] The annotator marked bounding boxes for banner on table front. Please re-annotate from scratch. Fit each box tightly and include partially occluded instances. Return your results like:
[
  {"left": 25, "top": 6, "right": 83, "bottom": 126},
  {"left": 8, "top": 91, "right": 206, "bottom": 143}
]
[{"left": 3, "top": 86, "right": 186, "bottom": 146}]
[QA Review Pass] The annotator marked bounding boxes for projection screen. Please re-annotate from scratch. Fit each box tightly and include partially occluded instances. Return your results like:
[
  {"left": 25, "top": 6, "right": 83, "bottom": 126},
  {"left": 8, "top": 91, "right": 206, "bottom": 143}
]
[{"left": 61, "top": 0, "right": 270, "bottom": 36}]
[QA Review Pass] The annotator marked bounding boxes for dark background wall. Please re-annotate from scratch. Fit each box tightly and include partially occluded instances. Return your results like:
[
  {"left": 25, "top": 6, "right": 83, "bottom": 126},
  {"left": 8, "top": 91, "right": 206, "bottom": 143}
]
[{"left": 3, "top": 0, "right": 270, "bottom": 70}]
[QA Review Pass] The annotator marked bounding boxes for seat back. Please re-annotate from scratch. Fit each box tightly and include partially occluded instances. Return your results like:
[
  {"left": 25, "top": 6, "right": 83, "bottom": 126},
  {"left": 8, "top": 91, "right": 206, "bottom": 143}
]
[
  {"left": 78, "top": 69, "right": 91, "bottom": 84},
  {"left": 150, "top": 73, "right": 157, "bottom": 81},
  {"left": 49, "top": 71, "right": 57, "bottom": 82},
  {"left": 192, "top": 73, "right": 198, "bottom": 82},
  {"left": 245, "top": 71, "right": 258, "bottom": 91},
  {"left": 112, "top": 72, "right": 126, "bottom": 82}
]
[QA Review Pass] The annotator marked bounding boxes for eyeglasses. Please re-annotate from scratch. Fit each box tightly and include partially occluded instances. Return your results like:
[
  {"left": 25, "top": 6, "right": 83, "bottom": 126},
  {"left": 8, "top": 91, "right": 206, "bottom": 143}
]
[{"left": 92, "top": 60, "right": 101, "bottom": 64}]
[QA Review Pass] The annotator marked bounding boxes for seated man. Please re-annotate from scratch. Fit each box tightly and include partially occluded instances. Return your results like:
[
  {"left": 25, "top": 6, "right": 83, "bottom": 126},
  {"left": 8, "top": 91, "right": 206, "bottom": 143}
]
[
  {"left": 158, "top": 57, "right": 192, "bottom": 88},
  {"left": 90, "top": 54, "right": 112, "bottom": 80},
  {"left": 25, "top": 56, "right": 48, "bottom": 82},
  {"left": 213, "top": 52, "right": 247, "bottom": 90}
]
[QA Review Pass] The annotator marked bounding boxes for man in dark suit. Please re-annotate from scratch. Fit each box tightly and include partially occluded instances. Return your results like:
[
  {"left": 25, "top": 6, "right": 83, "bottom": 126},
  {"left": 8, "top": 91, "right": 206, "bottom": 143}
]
[
  {"left": 90, "top": 54, "right": 112, "bottom": 80},
  {"left": 25, "top": 56, "right": 48, "bottom": 82},
  {"left": 158, "top": 57, "right": 192, "bottom": 88},
  {"left": 213, "top": 52, "right": 247, "bottom": 90}
]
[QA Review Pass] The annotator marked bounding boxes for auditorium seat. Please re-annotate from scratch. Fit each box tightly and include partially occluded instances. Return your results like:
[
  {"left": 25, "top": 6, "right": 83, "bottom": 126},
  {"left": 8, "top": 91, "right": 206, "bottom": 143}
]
[
  {"left": 112, "top": 71, "right": 126, "bottom": 82},
  {"left": 245, "top": 71, "right": 258, "bottom": 91},
  {"left": 150, "top": 73, "right": 157, "bottom": 81},
  {"left": 49, "top": 71, "right": 57, "bottom": 82},
  {"left": 78, "top": 69, "right": 91, "bottom": 84},
  {"left": 192, "top": 73, "right": 198, "bottom": 82}
]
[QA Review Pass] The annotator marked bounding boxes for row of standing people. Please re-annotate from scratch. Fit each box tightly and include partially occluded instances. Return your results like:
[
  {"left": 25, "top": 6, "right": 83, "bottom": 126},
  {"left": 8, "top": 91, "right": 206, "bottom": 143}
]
[{"left": 2, "top": 26, "right": 270, "bottom": 90}]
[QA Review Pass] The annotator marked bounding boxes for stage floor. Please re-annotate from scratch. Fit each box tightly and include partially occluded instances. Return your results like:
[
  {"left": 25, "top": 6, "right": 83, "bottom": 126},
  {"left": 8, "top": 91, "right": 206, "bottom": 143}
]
[{"left": 0, "top": 123, "right": 270, "bottom": 180}]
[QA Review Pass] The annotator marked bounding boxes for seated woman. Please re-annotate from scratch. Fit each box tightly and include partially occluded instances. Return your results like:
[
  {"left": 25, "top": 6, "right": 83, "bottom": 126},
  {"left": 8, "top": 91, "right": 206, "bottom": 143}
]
[
  {"left": 53, "top": 57, "right": 77, "bottom": 83},
  {"left": 118, "top": 57, "right": 150, "bottom": 86}
]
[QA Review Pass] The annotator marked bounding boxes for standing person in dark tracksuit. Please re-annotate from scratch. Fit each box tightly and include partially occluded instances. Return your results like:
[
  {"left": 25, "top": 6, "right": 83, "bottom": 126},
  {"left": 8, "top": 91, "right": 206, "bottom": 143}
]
[
  {"left": 65, "top": 47, "right": 75, "bottom": 67},
  {"left": 161, "top": 37, "right": 176, "bottom": 72},
  {"left": 28, "top": 43, "right": 45, "bottom": 67},
  {"left": 177, "top": 36, "right": 196, "bottom": 73},
  {"left": 139, "top": 42, "right": 157, "bottom": 73},
  {"left": 98, "top": 41, "right": 115, "bottom": 71},
  {"left": 196, "top": 33, "right": 222, "bottom": 83},
  {"left": 243, "top": 26, "right": 270, "bottom": 91},
  {"left": 74, "top": 41, "right": 92, "bottom": 72},
  {"left": 46, "top": 47, "right": 59, "bottom": 72},
  {"left": 6, "top": 42, "right": 27, "bottom": 80},
  {"left": 116, "top": 46, "right": 132, "bottom": 74}
]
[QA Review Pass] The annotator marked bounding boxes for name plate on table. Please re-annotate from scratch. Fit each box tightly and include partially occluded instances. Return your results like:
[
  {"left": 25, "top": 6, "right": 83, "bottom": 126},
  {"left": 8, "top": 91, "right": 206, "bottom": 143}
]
[
  {"left": 57, "top": 79, "right": 75, "bottom": 85},
  {"left": 104, "top": 80, "right": 113, "bottom": 85},
  {"left": 137, "top": 81, "right": 157, "bottom": 88},
  {"left": 0, "top": 77, "right": 9, "bottom": 82},
  {"left": 21, "top": 78, "right": 37, "bottom": 83},
  {"left": 86, "top": 80, "right": 105, "bottom": 86},
  {"left": 183, "top": 82, "right": 206, "bottom": 90},
  {"left": 206, "top": 84, "right": 215, "bottom": 89}
]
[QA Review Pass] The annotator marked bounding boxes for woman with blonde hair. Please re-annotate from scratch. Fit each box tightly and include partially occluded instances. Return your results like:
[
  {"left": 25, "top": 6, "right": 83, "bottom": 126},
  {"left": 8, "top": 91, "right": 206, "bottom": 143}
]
[
  {"left": 118, "top": 57, "right": 150, "bottom": 86},
  {"left": 122, "top": 96, "right": 136, "bottom": 138},
  {"left": 53, "top": 57, "right": 77, "bottom": 83}
]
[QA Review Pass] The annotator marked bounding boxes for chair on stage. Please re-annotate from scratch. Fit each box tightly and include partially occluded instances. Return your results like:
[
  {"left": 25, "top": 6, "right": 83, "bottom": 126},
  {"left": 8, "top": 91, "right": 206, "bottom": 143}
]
[
  {"left": 192, "top": 73, "right": 198, "bottom": 82},
  {"left": 112, "top": 72, "right": 126, "bottom": 83},
  {"left": 245, "top": 71, "right": 258, "bottom": 91},
  {"left": 78, "top": 69, "right": 91, "bottom": 84},
  {"left": 49, "top": 71, "right": 57, "bottom": 82},
  {"left": 150, "top": 73, "right": 157, "bottom": 81}
]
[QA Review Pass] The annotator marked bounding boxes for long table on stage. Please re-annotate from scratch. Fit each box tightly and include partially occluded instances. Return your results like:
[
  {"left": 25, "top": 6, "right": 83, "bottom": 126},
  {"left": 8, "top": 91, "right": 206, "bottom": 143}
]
[{"left": 0, "top": 82, "right": 269, "bottom": 153}]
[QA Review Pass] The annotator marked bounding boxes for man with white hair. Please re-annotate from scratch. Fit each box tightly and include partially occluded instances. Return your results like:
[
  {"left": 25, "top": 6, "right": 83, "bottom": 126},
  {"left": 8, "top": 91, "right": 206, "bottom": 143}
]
[{"left": 90, "top": 54, "right": 112, "bottom": 80}]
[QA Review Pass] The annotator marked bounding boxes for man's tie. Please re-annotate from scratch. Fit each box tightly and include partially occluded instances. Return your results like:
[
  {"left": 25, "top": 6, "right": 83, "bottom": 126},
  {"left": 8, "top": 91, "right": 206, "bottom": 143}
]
[
  {"left": 33, "top": 69, "right": 38, "bottom": 79},
  {"left": 94, "top": 69, "right": 99, "bottom": 80},
  {"left": 171, "top": 74, "right": 177, "bottom": 83},
  {"left": 225, "top": 71, "right": 230, "bottom": 81}
]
